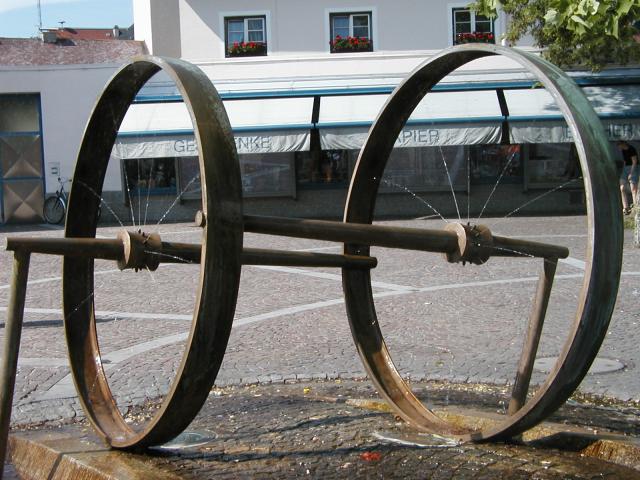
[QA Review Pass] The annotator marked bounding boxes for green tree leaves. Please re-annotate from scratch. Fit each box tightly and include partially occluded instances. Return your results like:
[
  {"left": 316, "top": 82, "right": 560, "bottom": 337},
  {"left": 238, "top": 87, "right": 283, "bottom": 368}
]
[{"left": 473, "top": 0, "right": 640, "bottom": 70}]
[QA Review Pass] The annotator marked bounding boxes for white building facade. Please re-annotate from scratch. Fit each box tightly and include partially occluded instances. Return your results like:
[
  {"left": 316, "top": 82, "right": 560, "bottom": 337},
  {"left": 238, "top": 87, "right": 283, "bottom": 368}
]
[
  {"left": 1, "top": 1, "right": 638, "bottom": 223},
  {"left": 0, "top": 37, "right": 145, "bottom": 224},
  {"left": 134, "top": 0, "right": 508, "bottom": 60}
]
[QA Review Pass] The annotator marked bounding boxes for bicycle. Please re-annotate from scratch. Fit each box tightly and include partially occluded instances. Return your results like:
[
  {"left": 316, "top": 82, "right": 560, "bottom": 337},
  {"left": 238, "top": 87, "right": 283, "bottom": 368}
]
[{"left": 43, "top": 177, "right": 70, "bottom": 224}]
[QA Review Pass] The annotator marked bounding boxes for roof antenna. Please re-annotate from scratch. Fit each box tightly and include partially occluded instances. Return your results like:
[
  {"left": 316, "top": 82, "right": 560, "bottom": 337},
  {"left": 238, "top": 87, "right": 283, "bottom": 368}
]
[
  {"left": 58, "top": 20, "right": 66, "bottom": 29},
  {"left": 37, "top": 0, "right": 42, "bottom": 31}
]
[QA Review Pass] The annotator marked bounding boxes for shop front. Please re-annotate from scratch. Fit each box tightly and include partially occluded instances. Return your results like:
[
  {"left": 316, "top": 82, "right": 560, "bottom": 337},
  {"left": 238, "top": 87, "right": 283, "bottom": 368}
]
[
  {"left": 103, "top": 80, "right": 640, "bottom": 222},
  {"left": 105, "top": 97, "right": 312, "bottom": 223}
]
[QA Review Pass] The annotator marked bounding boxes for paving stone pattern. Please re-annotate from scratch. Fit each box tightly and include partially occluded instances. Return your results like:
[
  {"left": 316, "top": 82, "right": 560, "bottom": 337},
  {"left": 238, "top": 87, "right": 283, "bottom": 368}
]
[{"left": 0, "top": 216, "right": 639, "bottom": 430}]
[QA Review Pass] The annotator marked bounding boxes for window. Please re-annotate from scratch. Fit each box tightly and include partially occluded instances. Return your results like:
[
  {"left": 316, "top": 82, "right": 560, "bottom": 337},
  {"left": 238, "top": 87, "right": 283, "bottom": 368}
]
[
  {"left": 452, "top": 8, "right": 494, "bottom": 45},
  {"left": 122, "top": 157, "right": 178, "bottom": 199},
  {"left": 224, "top": 16, "right": 267, "bottom": 57},
  {"left": 241, "top": 153, "right": 295, "bottom": 197},
  {"left": 470, "top": 144, "right": 522, "bottom": 184},
  {"left": 180, "top": 153, "right": 295, "bottom": 198},
  {"left": 329, "top": 12, "right": 373, "bottom": 53},
  {"left": 381, "top": 146, "right": 468, "bottom": 193},
  {"left": 296, "top": 150, "right": 353, "bottom": 188},
  {"left": 527, "top": 143, "right": 581, "bottom": 186}
]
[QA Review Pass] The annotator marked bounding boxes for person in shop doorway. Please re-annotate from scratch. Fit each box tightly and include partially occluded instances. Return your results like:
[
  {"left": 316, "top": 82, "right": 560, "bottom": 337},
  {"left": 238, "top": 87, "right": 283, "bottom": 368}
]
[
  {"left": 617, "top": 141, "right": 639, "bottom": 215},
  {"left": 563, "top": 143, "right": 580, "bottom": 179}
]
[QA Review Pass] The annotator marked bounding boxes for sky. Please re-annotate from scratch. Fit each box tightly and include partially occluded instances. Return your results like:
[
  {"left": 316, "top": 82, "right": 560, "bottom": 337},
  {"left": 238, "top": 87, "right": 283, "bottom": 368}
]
[{"left": 0, "top": 0, "right": 133, "bottom": 38}]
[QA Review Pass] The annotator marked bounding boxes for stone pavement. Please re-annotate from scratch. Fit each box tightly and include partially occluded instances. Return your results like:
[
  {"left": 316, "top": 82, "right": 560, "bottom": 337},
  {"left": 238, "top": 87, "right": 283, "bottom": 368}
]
[{"left": 0, "top": 215, "right": 639, "bottom": 477}]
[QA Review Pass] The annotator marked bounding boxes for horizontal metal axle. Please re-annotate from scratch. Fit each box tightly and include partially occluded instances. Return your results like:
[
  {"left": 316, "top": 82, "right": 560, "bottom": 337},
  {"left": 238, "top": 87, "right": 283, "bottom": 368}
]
[
  {"left": 5, "top": 215, "right": 568, "bottom": 273},
  {"left": 4, "top": 235, "right": 377, "bottom": 270},
  {"left": 243, "top": 215, "right": 569, "bottom": 261}
]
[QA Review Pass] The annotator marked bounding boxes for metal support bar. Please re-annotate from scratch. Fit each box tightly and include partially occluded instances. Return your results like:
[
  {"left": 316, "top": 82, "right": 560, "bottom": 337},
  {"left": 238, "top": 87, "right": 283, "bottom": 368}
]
[
  {"left": 0, "top": 252, "right": 31, "bottom": 480},
  {"left": 244, "top": 215, "right": 461, "bottom": 254},
  {"left": 7, "top": 215, "right": 569, "bottom": 271},
  {"left": 163, "top": 243, "right": 377, "bottom": 268},
  {"left": 242, "top": 248, "right": 377, "bottom": 269},
  {"left": 157, "top": 243, "right": 378, "bottom": 269},
  {"left": 5, "top": 237, "right": 122, "bottom": 260},
  {"left": 5, "top": 237, "right": 377, "bottom": 270},
  {"left": 489, "top": 236, "right": 568, "bottom": 260},
  {"left": 508, "top": 258, "right": 558, "bottom": 415},
  {"left": 243, "top": 215, "right": 569, "bottom": 259}
]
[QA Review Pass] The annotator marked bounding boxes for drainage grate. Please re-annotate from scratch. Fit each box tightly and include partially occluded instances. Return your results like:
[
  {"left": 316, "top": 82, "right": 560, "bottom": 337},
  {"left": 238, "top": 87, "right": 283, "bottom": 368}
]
[{"left": 535, "top": 356, "right": 625, "bottom": 374}]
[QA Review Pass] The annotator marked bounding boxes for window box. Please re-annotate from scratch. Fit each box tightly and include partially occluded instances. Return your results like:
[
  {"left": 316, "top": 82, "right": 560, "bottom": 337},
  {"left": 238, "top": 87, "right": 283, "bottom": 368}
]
[
  {"left": 330, "top": 35, "right": 372, "bottom": 53},
  {"left": 455, "top": 31, "right": 495, "bottom": 44},
  {"left": 228, "top": 41, "right": 267, "bottom": 57}
]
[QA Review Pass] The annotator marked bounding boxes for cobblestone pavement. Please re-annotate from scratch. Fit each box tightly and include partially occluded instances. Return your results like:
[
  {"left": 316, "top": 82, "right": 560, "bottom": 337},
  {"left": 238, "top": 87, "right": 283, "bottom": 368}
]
[
  {"left": 8, "top": 381, "right": 640, "bottom": 479},
  {"left": 0, "top": 215, "right": 639, "bottom": 432}
]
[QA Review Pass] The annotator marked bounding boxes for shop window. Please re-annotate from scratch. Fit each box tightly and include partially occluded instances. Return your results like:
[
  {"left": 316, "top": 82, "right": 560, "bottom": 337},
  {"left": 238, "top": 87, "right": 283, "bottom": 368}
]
[
  {"left": 0, "top": 95, "right": 40, "bottom": 132},
  {"left": 225, "top": 16, "right": 267, "bottom": 57},
  {"left": 241, "top": 153, "right": 295, "bottom": 197},
  {"left": 452, "top": 8, "right": 494, "bottom": 44},
  {"left": 177, "top": 154, "right": 295, "bottom": 198},
  {"left": 122, "top": 158, "right": 177, "bottom": 199},
  {"left": 381, "top": 146, "right": 468, "bottom": 193},
  {"left": 296, "top": 150, "right": 352, "bottom": 188},
  {"left": 527, "top": 143, "right": 581, "bottom": 187},
  {"left": 177, "top": 156, "right": 202, "bottom": 200},
  {"left": 470, "top": 144, "right": 522, "bottom": 184},
  {"left": 329, "top": 12, "right": 373, "bottom": 53}
]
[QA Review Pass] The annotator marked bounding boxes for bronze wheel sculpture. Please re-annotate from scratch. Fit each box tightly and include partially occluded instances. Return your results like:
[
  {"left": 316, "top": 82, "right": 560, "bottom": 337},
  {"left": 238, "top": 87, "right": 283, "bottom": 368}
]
[
  {"left": 1, "top": 45, "right": 623, "bottom": 455},
  {"left": 342, "top": 44, "right": 623, "bottom": 441},
  {"left": 63, "top": 56, "right": 243, "bottom": 449}
]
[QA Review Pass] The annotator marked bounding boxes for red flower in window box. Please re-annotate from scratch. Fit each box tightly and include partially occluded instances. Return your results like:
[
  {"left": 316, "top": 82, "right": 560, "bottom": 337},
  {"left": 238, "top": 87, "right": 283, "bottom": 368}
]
[
  {"left": 331, "top": 35, "right": 371, "bottom": 53},
  {"left": 228, "top": 41, "right": 267, "bottom": 57},
  {"left": 455, "top": 31, "right": 495, "bottom": 44}
]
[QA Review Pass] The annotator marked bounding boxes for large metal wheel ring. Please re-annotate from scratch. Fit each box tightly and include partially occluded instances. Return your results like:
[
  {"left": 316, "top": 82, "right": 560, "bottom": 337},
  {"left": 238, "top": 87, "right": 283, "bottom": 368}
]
[
  {"left": 63, "top": 56, "right": 243, "bottom": 449},
  {"left": 343, "top": 44, "right": 623, "bottom": 441}
]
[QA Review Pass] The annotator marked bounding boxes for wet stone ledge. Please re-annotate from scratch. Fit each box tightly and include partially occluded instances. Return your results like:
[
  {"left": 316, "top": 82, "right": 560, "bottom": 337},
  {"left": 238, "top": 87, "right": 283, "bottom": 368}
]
[{"left": 7, "top": 379, "right": 640, "bottom": 479}]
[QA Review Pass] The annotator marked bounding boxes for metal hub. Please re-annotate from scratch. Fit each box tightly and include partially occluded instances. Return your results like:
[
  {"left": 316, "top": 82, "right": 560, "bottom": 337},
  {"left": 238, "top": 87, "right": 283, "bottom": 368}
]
[
  {"left": 117, "top": 230, "right": 162, "bottom": 272},
  {"left": 443, "top": 223, "right": 493, "bottom": 265}
]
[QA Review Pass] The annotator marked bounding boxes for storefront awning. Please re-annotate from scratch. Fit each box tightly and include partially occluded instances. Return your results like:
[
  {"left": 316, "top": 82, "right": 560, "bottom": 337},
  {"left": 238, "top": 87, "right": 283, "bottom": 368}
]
[
  {"left": 113, "top": 97, "right": 313, "bottom": 157},
  {"left": 317, "top": 91, "right": 504, "bottom": 149},
  {"left": 113, "top": 83, "right": 640, "bottom": 159},
  {"left": 507, "top": 85, "right": 640, "bottom": 143},
  {"left": 317, "top": 85, "right": 640, "bottom": 149}
]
